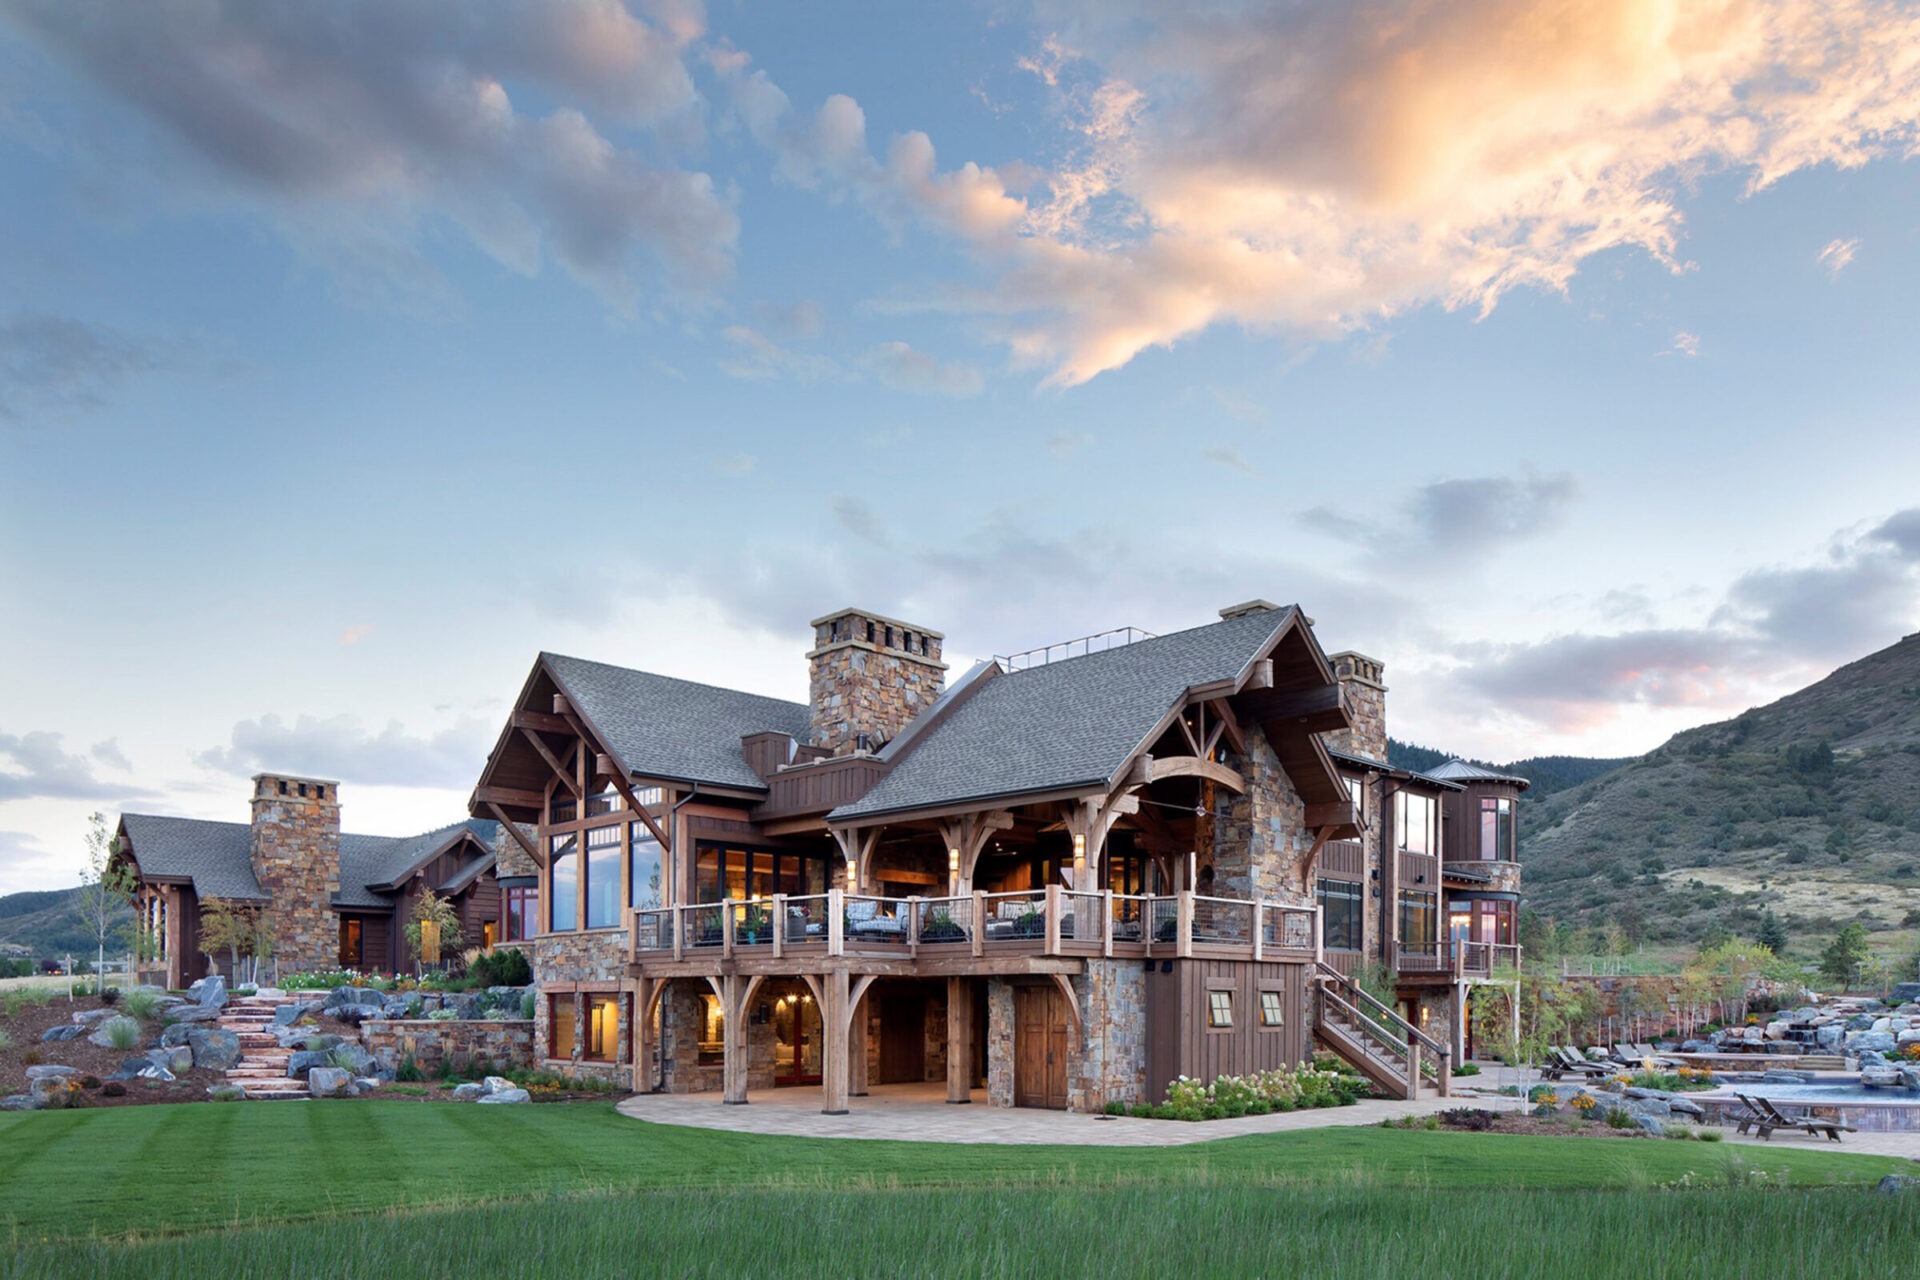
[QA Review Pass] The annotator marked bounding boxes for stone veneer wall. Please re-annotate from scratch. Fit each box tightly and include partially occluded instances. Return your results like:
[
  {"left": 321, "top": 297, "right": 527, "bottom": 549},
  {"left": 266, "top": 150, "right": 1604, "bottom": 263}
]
[
  {"left": 1069, "top": 960, "right": 1146, "bottom": 1111},
  {"left": 362, "top": 1019, "right": 534, "bottom": 1074},
  {"left": 1325, "top": 653, "right": 1387, "bottom": 762},
  {"left": 492, "top": 822, "right": 539, "bottom": 882},
  {"left": 806, "top": 609, "right": 947, "bottom": 755},
  {"left": 1211, "top": 726, "right": 1313, "bottom": 906},
  {"left": 248, "top": 774, "right": 341, "bottom": 976},
  {"left": 527, "top": 930, "right": 630, "bottom": 1084},
  {"left": 985, "top": 980, "right": 1015, "bottom": 1107}
]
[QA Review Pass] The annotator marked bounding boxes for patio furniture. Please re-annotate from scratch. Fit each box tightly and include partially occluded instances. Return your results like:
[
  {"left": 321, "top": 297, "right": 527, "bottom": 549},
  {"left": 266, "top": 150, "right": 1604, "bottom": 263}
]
[
  {"left": 1549, "top": 1047, "right": 1612, "bottom": 1078},
  {"left": 846, "top": 899, "right": 906, "bottom": 940},
  {"left": 1736, "top": 1093, "right": 1855, "bottom": 1143}
]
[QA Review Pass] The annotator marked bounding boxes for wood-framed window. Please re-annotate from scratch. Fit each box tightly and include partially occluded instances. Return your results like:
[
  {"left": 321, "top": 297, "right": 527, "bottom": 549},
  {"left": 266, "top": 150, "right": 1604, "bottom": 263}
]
[
  {"left": 504, "top": 887, "right": 538, "bottom": 941},
  {"left": 1396, "top": 791, "right": 1437, "bottom": 856},
  {"left": 630, "top": 829, "right": 664, "bottom": 911},
  {"left": 549, "top": 993, "right": 619, "bottom": 1062},
  {"left": 583, "top": 825, "right": 621, "bottom": 929},
  {"left": 1398, "top": 891, "right": 1438, "bottom": 949},
  {"left": 1259, "top": 990, "right": 1285, "bottom": 1028},
  {"left": 694, "top": 843, "right": 828, "bottom": 903},
  {"left": 1206, "top": 989, "right": 1234, "bottom": 1029},
  {"left": 339, "top": 918, "right": 363, "bottom": 968},
  {"left": 1317, "top": 878, "right": 1363, "bottom": 951},
  {"left": 549, "top": 833, "right": 579, "bottom": 932},
  {"left": 1479, "top": 796, "right": 1515, "bottom": 861}
]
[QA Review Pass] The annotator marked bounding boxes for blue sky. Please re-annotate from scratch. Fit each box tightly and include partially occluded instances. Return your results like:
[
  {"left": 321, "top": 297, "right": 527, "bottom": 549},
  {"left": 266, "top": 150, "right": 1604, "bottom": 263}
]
[{"left": 3, "top": 0, "right": 1918, "bottom": 894}]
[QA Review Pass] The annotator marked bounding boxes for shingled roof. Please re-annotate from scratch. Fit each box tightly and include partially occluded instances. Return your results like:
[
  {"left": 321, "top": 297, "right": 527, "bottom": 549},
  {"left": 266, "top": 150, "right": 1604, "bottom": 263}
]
[
  {"left": 543, "top": 652, "right": 812, "bottom": 791},
  {"left": 830, "top": 608, "right": 1297, "bottom": 821},
  {"left": 1426, "top": 759, "right": 1532, "bottom": 791},
  {"left": 118, "top": 814, "right": 497, "bottom": 908},
  {"left": 117, "top": 815, "right": 265, "bottom": 901}
]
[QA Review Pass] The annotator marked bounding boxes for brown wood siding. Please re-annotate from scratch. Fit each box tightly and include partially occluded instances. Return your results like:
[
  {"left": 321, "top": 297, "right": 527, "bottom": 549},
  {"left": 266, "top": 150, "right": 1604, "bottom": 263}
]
[
  {"left": 1320, "top": 840, "right": 1364, "bottom": 878},
  {"left": 1397, "top": 851, "right": 1438, "bottom": 887},
  {"left": 754, "top": 755, "right": 888, "bottom": 821},
  {"left": 1144, "top": 960, "right": 1306, "bottom": 1103}
]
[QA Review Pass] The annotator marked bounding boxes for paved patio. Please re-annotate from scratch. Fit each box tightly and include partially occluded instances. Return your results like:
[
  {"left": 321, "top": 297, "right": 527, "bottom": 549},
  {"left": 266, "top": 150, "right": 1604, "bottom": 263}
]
[{"left": 615, "top": 1080, "right": 1920, "bottom": 1159}]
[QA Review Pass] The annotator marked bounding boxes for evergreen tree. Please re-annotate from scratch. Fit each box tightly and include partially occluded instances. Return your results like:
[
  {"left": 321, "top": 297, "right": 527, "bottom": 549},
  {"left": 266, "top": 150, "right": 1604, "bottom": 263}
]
[
  {"left": 1819, "top": 921, "right": 1872, "bottom": 991},
  {"left": 1756, "top": 909, "right": 1789, "bottom": 955}
]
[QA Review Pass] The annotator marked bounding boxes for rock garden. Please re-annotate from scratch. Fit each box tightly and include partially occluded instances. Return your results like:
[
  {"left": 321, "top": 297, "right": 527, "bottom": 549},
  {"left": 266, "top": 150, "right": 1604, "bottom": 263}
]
[{"left": 1, "top": 971, "right": 618, "bottom": 1110}]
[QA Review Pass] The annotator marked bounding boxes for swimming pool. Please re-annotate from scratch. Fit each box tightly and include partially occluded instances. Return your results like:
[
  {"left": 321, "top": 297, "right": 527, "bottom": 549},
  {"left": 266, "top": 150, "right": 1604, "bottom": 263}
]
[{"left": 1697, "top": 1080, "right": 1920, "bottom": 1132}]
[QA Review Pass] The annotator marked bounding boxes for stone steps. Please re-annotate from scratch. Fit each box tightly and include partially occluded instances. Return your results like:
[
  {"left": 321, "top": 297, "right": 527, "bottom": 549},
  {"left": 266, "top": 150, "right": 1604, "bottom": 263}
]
[{"left": 214, "top": 992, "right": 325, "bottom": 1100}]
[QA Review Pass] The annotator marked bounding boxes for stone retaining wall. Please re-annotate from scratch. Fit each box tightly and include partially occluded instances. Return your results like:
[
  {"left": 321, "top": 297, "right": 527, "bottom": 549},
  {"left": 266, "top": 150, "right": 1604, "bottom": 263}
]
[{"left": 362, "top": 1019, "right": 534, "bottom": 1075}]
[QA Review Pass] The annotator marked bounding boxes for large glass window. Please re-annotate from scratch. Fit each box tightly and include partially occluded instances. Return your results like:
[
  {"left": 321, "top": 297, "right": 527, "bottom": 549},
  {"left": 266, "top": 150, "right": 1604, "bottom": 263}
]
[
  {"left": 1479, "top": 796, "right": 1515, "bottom": 861},
  {"left": 549, "top": 833, "right": 579, "bottom": 932},
  {"left": 1398, "top": 890, "right": 1438, "bottom": 949},
  {"left": 630, "top": 830, "right": 665, "bottom": 911},
  {"left": 549, "top": 995, "right": 575, "bottom": 1060},
  {"left": 694, "top": 844, "right": 828, "bottom": 902},
  {"left": 1397, "top": 791, "right": 1436, "bottom": 856},
  {"left": 1317, "top": 878, "right": 1363, "bottom": 951},
  {"left": 504, "top": 887, "right": 538, "bottom": 941},
  {"left": 1344, "top": 775, "right": 1366, "bottom": 823},
  {"left": 1450, "top": 898, "right": 1516, "bottom": 945},
  {"left": 584, "top": 825, "right": 621, "bottom": 929}
]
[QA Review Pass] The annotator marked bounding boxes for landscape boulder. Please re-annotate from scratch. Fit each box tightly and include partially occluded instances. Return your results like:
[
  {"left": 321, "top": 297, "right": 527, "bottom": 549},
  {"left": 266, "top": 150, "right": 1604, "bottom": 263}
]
[
  {"left": 1681, "top": 1039, "right": 1714, "bottom": 1054},
  {"left": 189, "top": 974, "right": 228, "bottom": 1009},
  {"left": 28, "top": 1075, "right": 82, "bottom": 1108},
  {"left": 24, "top": 1064, "right": 79, "bottom": 1081},
  {"left": 72, "top": 1007, "right": 118, "bottom": 1026},
  {"left": 0, "top": 1095, "right": 41, "bottom": 1111},
  {"left": 186, "top": 1027, "right": 243, "bottom": 1071},
  {"left": 476, "top": 1087, "right": 531, "bottom": 1105},
  {"left": 307, "top": 1066, "right": 352, "bottom": 1099},
  {"left": 451, "top": 1082, "right": 487, "bottom": 1101},
  {"left": 136, "top": 1064, "right": 176, "bottom": 1083},
  {"left": 39, "top": 1024, "right": 86, "bottom": 1043},
  {"left": 1815, "top": 1025, "right": 1844, "bottom": 1050},
  {"left": 1877, "top": 1175, "right": 1920, "bottom": 1194},
  {"left": 458, "top": 1075, "right": 530, "bottom": 1104},
  {"left": 1850, "top": 1031, "right": 1898, "bottom": 1054},
  {"left": 86, "top": 1017, "right": 142, "bottom": 1048},
  {"left": 164, "top": 1006, "right": 223, "bottom": 1025},
  {"left": 323, "top": 986, "right": 386, "bottom": 1011},
  {"left": 206, "top": 1084, "right": 247, "bottom": 1102},
  {"left": 273, "top": 1001, "right": 325, "bottom": 1027},
  {"left": 149, "top": 1045, "right": 193, "bottom": 1075}
]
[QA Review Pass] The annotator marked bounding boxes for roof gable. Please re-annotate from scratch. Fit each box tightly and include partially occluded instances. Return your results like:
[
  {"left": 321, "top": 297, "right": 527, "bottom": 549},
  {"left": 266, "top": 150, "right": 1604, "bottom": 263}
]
[
  {"left": 542, "top": 652, "right": 812, "bottom": 791},
  {"left": 117, "top": 815, "right": 265, "bottom": 901},
  {"left": 831, "top": 608, "right": 1297, "bottom": 821}
]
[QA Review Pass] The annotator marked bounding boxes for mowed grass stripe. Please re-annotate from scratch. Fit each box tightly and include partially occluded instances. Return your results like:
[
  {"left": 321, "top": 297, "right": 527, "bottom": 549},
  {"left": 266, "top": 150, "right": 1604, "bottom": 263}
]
[
  {"left": 9, "top": 1184, "right": 1920, "bottom": 1280},
  {"left": 0, "top": 1101, "right": 1907, "bottom": 1242}
]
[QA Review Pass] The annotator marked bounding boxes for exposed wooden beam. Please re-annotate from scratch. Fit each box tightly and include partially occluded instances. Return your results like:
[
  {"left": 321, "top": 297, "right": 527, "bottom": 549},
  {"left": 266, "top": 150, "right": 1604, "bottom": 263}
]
[
  {"left": 937, "top": 810, "right": 1015, "bottom": 892},
  {"left": 1122, "top": 754, "right": 1247, "bottom": 794},
  {"left": 519, "top": 728, "right": 582, "bottom": 798},
  {"left": 510, "top": 709, "right": 572, "bottom": 735},
  {"left": 1304, "top": 801, "right": 1357, "bottom": 829},
  {"left": 1237, "top": 682, "right": 1349, "bottom": 733},
  {"left": 1241, "top": 658, "right": 1274, "bottom": 692},
  {"left": 605, "top": 769, "right": 673, "bottom": 852},
  {"left": 473, "top": 785, "right": 545, "bottom": 811},
  {"left": 1204, "top": 698, "right": 1247, "bottom": 758}
]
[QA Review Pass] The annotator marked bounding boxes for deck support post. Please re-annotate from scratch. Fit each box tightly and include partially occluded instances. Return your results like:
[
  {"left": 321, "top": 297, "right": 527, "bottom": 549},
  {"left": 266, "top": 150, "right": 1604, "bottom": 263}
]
[
  {"left": 822, "top": 968, "right": 851, "bottom": 1114},
  {"left": 631, "top": 975, "right": 652, "bottom": 1094},
  {"left": 946, "top": 977, "right": 972, "bottom": 1104}
]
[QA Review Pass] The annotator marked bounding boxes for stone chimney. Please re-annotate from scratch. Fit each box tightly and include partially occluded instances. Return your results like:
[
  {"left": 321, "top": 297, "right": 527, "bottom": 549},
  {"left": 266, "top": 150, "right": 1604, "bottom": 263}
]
[
  {"left": 249, "top": 773, "right": 341, "bottom": 975},
  {"left": 807, "top": 607, "right": 948, "bottom": 755},
  {"left": 1325, "top": 652, "right": 1387, "bottom": 762}
]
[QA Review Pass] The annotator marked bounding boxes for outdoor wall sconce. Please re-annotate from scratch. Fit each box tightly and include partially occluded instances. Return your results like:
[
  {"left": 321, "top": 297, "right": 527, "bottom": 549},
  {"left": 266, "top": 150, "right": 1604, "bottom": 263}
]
[
  {"left": 948, "top": 846, "right": 961, "bottom": 875},
  {"left": 1072, "top": 832, "right": 1086, "bottom": 860}
]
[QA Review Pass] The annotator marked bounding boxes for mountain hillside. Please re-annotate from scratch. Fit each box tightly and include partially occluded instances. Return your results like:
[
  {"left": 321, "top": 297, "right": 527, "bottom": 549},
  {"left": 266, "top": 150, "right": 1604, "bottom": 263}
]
[
  {"left": 0, "top": 887, "right": 121, "bottom": 959},
  {"left": 1518, "top": 631, "right": 1920, "bottom": 950}
]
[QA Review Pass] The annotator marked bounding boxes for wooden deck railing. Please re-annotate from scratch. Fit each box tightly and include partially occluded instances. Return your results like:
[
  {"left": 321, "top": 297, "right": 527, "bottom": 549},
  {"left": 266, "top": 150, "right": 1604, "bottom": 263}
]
[
  {"left": 628, "top": 888, "right": 1318, "bottom": 966},
  {"left": 1394, "top": 940, "right": 1523, "bottom": 979}
]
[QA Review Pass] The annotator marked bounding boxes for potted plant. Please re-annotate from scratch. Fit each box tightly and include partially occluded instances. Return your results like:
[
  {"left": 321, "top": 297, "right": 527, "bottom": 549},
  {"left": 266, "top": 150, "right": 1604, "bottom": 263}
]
[
  {"left": 921, "top": 909, "right": 965, "bottom": 943},
  {"left": 1011, "top": 908, "right": 1044, "bottom": 939},
  {"left": 737, "top": 906, "right": 770, "bottom": 945}
]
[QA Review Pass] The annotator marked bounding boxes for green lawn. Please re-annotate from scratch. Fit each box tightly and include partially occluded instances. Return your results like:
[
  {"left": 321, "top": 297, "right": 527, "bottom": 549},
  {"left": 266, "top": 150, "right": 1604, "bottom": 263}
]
[{"left": 0, "top": 1103, "right": 1914, "bottom": 1277}]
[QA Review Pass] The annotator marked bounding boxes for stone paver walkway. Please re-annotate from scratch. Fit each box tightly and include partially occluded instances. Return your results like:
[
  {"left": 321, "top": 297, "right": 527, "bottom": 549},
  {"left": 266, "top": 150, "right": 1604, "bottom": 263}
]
[
  {"left": 619, "top": 1082, "right": 1474, "bottom": 1146},
  {"left": 221, "top": 991, "right": 307, "bottom": 1100},
  {"left": 618, "top": 1081, "right": 1920, "bottom": 1160}
]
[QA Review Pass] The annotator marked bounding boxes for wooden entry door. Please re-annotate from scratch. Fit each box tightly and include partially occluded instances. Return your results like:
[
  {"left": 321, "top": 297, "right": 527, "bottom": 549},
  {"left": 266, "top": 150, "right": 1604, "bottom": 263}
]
[
  {"left": 1015, "top": 986, "right": 1069, "bottom": 1109},
  {"left": 878, "top": 993, "right": 925, "bottom": 1083}
]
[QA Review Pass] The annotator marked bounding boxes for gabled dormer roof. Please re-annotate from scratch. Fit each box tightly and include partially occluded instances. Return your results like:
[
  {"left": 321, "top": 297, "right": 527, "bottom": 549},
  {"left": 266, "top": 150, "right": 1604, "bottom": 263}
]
[
  {"left": 831, "top": 606, "right": 1340, "bottom": 821},
  {"left": 543, "top": 653, "right": 812, "bottom": 792}
]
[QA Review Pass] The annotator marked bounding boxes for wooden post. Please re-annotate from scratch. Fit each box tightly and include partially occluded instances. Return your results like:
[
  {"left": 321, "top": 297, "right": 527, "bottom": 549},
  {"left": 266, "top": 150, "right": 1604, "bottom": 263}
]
[
  {"left": 970, "top": 891, "right": 985, "bottom": 958},
  {"left": 672, "top": 903, "right": 684, "bottom": 962},
  {"left": 822, "top": 968, "right": 850, "bottom": 1114},
  {"left": 721, "top": 975, "right": 749, "bottom": 1105},
  {"left": 631, "top": 976, "right": 652, "bottom": 1094},
  {"left": 827, "top": 888, "right": 844, "bottom": 956},
  {"left": 848, "top": 985, "right": 870, "bottom": 1097},
  {"left": 721, "top": 899, "right": 734, "bottom": 960},
  {"left": 1409, "top": 1041, "right": 1422, "bottom": 1102},
  {"left": 907, "top": 896, "right": 922, "bottom": 955},
  {"left": 946, "top": 977, "right": 971, "bottom": 1104},
  {"left": 1252, "top": 898, "right": 1265, "bottom": 962},
  {"left": 1102, "top": 889, "right": 1114, "bottom": 958},
  {"left": 1044, "top": 884, "right": 1062, "bottom": 954},
  {"left": 771, "top": 893, "right": 785, "bottom": 961},
  {"left": 1176, "top": 891, "right": 1194, "bottom": 959}
]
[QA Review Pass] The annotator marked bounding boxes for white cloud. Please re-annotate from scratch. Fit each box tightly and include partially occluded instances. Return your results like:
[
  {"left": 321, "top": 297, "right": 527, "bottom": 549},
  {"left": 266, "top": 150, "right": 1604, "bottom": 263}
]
[
  {"left": 1669, "top": 331, "right": 1702, "bottom": 358},
  {"left": 196, "top": 712, "right": 495, "bottom": 791},
  {"left": 4, "top": 0, "right": 736, "bottom": 306},
  {"left": 1303, "top": 469, "right": 1580, "bottom": 569},
  {"left": 0, "top": 730, "right": 156, "bottom": 802},
  {"left": 860, "top": 341, "right": 984, "bottom": 397},
  {"left": 716, "top": 325, "right": 839, "bottom": 382},
  {"left": 1818, "top": 236, "right": 1860, "bottom": 276}
]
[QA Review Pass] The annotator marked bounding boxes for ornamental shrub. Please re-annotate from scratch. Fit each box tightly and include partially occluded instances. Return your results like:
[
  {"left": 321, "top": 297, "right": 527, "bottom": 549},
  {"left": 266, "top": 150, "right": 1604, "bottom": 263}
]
[{"left": 102, "top": 1016, "right": 141, "bottom": 1051}]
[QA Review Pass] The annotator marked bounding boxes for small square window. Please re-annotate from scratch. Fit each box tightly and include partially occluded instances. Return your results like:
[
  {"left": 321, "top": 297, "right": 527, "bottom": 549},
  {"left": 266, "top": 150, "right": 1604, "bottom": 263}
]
[
  {"left": 1207, "top": 990, "right": 1234, "bottom": 1028},
  {"left": 1260, "top": 991, "right": 1285, "bottom": 1027}
]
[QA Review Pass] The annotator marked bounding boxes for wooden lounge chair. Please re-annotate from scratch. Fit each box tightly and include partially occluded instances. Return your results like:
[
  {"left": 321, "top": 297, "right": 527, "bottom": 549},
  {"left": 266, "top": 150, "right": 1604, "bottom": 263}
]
[
  {"left": 1554, "top": 1047, "right": 1612, "bottom": 1077},
  {"left": 1734, "top": 1093, "right": 1855, "bottom": 1143}
]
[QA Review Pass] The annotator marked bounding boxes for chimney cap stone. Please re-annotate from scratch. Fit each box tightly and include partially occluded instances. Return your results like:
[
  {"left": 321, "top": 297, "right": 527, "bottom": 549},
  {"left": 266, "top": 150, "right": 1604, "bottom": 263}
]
[
  {"left": 808, "top": 605, "right": 944, "bottom": 640},
  {"left": 1218, "top": 599, "right": 1280, "bottom": 620},
  {"left": 250, "top": 772, "right": 342, "bottom": 789}
]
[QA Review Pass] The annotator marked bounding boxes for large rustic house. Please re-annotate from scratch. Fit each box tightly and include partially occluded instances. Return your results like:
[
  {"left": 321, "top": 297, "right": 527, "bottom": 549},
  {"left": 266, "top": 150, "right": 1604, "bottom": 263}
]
[
  {"left": 115, "top": 775, "right": 503, "bottom": 988},
  {"left": 469, "top": 602, "right": 1526, "bottom": 1112}
]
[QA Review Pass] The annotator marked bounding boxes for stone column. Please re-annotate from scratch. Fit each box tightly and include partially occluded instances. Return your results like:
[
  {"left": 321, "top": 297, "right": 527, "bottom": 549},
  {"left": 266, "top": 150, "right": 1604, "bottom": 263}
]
[
  {"left": 848, "top": 988, "right": 870, "bottom": 1097},
  {"left": 985, "top": 979, "right": 1015, "bottom": 1108},
  {"left": 946, "top": 977, "right": 972, "bottom": 1104}
]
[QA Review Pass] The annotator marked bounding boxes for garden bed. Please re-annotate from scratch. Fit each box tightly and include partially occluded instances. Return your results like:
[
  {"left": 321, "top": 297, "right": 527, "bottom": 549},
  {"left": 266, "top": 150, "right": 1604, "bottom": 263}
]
[{"left": 0, "top": 988, "right": 226, "bottom": 1108}]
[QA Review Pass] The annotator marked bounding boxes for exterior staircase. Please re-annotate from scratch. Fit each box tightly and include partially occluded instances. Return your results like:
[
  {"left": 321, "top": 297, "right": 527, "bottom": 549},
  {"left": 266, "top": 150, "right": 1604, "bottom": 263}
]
[
  {"left": 219, "top": 991, "right": 309, "bottom": 1100},
  {"left": 1311, "top": 962, "right": 1451, "bottom": 1101}
]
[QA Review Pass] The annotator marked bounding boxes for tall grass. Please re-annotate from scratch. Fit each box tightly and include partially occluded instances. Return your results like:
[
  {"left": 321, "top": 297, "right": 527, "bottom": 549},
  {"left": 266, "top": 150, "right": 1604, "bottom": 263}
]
[
  {"left": 8, "top": 1184, "right": 1918, "bottom": 1280},
  {"left": 1, "top": 985, "right": 57, "bottom": 1019},
  {"left": 102, "top": 1018, "right": 141, "bottom": 1052},
  {"left": 120, "top": 990, "right": 159, "bottom": 1020}
]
